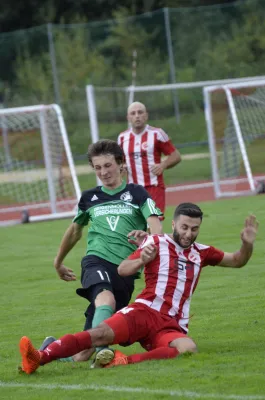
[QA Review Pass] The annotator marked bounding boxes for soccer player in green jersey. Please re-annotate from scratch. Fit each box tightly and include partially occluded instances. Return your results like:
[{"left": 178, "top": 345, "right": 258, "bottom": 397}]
[{"left": 43, "top": 139, "right": 163, "bottom": 367}]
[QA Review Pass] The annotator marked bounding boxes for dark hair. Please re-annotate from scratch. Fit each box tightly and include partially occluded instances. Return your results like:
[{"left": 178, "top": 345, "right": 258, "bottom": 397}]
[
  {"left": 87, "top": 139, "right": 125, "bottom": 166},
  {"left": 173, "top": 202, "right": 203, "bottom": 220}
]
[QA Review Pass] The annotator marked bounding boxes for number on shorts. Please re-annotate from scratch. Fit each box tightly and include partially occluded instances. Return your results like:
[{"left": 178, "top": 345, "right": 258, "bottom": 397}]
[
  {"left": 119, "top": 306, "right": 134, "bottom": 314},
  {"left": 97, "top": 270, "right": 110, "bottom": 282}
]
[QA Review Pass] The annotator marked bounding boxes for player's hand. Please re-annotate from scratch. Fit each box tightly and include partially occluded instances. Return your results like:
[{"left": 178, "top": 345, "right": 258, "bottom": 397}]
[
  {"left": 150, "top": 163, "right": 164, "bottom": 176},
  {"left": 55, "top": 264, "right": 77, "bottom": 281},
  {"left": 140, "top": 244, "right": 157, "bottom": 264},
  {"left": 127, "top": 230, "right": 148, "bottom": 246},
  {"left": 241, "top": 215, "right": 258, "bottom": 245}
]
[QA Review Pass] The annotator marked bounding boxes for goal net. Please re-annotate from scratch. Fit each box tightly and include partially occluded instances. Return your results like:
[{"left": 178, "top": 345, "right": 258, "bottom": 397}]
[
  {"left": 204, "top": 79, "right": 265, "bottom": 198},
  {"left": 0, "top": 104, "right": 81, "bottom": 225}
]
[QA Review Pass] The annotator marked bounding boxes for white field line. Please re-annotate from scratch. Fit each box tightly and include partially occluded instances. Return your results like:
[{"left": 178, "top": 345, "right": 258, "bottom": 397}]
[{"left": 0, "top": 381, "right": 265, "bottom": 400}]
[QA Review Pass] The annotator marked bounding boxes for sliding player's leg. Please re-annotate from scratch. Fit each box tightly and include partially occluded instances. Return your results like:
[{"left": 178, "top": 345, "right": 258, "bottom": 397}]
[
  {"left": 104, "top": 331, "right": 185, "bottom": 368},
  {"left": 19, "top": 323, "right": 113, "bottom": 374},
  {"left": 104, "top": 334, "right": 197, "bottom": 368},
  {"left": 19, "top": 310, "right": 132, "bottom": 374},
  {"left": 104, "top": 309, "right": 197, "bottom": 367}
]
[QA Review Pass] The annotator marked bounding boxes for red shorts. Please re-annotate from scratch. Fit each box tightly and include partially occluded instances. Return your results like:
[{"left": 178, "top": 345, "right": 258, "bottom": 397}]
[
  {"left": 145, "top": 185, "right": 165, "bottom": 218},
  {"left": 104, "top": 302, "right": 187, "bottom": 351}
]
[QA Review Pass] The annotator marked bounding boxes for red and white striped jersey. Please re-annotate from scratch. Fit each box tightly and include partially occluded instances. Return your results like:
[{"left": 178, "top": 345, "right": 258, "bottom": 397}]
[
  {"left": 128, "top": 234, "right": 224, "bottom": 332},
  {"left": 117, "top": 125, "right": 176, "bottom": 188}
]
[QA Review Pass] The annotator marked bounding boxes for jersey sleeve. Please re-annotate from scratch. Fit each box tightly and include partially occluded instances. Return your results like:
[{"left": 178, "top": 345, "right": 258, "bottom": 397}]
[
  {"left": 157, "top": 129, "right": 176, "bottom": 155},
  {"left": 135, "top": 185, "right": 163, "bottom": 219},
  {"left": 141, "top": 198, "right": 163, "bottom": 219},
  {"left": 117, "top": 134, "right": 122, "bottom": 146},
  {"left": 128, "top": 247, "right": 142, "bottom": 260},
  {"left": 72, "top": 193, "right": 90, "bottom": 226},
  {"left": 202, "top": 246, "right": 224, "bottom": 267}
]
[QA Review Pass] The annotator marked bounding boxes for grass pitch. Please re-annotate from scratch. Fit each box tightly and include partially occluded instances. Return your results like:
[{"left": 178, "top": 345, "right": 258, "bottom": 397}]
[{"left": 1, "top": 195, "right": 265, "bottom": 400}]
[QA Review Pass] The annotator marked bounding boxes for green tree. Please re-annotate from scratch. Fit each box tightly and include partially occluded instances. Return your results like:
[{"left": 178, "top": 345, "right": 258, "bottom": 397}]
[
  {"left": 11, "top": 51, "right": 53, "bottom": 105},
  {"left": 194, "top": 0, "right": 265, "bottom": 79},
  {"left": 11, "top": 26, "right": 108, "bottom": 107},
  {"left": 97, "top": 8, "right": 168, "bottom": 86}
]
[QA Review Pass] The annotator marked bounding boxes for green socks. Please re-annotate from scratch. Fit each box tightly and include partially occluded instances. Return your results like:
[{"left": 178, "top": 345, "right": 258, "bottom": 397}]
[
  {"left": 92, "top": 305, "right": 114, "bottom": 328},
  {"left": 92, "top": 305, "right": 114, "bottom": 352},
  {"left": 59, "top": 356, "right": 74, "bottom": 362}
]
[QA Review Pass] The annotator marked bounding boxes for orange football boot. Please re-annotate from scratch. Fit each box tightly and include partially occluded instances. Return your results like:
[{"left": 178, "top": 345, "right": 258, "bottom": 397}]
[
  {"left": 104, "top": 350, "right": 128, "bottom": 368},
  {"left": 19, "top": 336, "right": 41, "bottom": 374}
]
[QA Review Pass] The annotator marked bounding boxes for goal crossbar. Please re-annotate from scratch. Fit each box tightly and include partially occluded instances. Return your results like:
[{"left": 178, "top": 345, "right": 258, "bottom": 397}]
[{"left": 92, "top": 75, "right": 265, "bottom": 93}]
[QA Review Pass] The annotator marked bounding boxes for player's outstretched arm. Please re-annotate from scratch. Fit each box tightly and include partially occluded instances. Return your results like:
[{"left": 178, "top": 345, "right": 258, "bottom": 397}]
[
  {"left": 217, "top": 215, "right": 258, "bottom": 268},
  {"left": 118, "top": 244, "right": 157, "bottom": 276},
  {"left": 54, "top": 222, "right": 84, "bottom": 281}
]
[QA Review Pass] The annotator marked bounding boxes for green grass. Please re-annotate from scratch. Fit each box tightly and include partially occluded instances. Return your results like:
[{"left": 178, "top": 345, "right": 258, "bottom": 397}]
[
  {"left": 68, "top": 111, "right": 207, "bottom": 156},
  {"left": 163, "top": 157, "right": 211, "bottom": 185},
  {"left": 1, "top": 195, "right": 265, "bottom": 399},
  {"left": 77, "top": 157, "right": 212, "bottom": 191},
  {"left": 0, "top": 156, "right": 212, "bottom": 204},
  {"left": 0, "top": 111, "right": 208, "bottom": 164},
  {"left": 98, "top": 112, "right": 207, "bottom": 145}
]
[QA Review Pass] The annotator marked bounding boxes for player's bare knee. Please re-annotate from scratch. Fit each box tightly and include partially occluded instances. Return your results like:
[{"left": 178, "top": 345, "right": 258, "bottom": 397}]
[
  {"left": 94, "top": 290, "right": 116, "bottom": 309},
  {"left": 170, "top": 337, "right": 197, "bottom": 354},
  {"left": 180, "top": 341, "right": 197, "bottom": 354}
]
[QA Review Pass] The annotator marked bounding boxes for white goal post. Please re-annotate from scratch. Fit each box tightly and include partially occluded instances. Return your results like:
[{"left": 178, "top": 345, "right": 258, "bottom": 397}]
[
  {"left": 86, "top": 76, "right": 265, "bottom": 146},
  {"left": 86, "top": 75, "right": 265, "bottom": 193},
  {"left": 204, "top": 79, "right": 265, "bottom": 198},
  {"left": 0, "top": 104, "right": 81, "bottom": 225}
]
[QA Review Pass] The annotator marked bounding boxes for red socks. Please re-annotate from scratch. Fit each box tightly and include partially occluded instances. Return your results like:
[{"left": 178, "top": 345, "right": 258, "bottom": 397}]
[
  {"left": 39, "top": 331, "right": 179, "bottom": 366},
  {"left": 40, "top": 331, "right": 91, "bottom": 364},
  {"left": 127, "top": 347, "right": 179, "bottom": 364}
]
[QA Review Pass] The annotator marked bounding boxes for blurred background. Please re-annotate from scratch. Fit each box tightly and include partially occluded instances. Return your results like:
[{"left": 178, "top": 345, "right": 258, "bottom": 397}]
[{"left": 1, "top": 0, "right": 264, "bottom": 156}]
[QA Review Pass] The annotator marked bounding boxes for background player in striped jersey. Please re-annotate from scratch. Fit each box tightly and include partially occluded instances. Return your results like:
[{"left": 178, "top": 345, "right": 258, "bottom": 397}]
[
  {"left": 39, "top": 139, "right": 163, "bottom": 368},
  {"left": 19, "top": 203, "right": 258, "bottom": 373},
  {"left": 118, "top": 102, "right": 181, "bottom": 217}
]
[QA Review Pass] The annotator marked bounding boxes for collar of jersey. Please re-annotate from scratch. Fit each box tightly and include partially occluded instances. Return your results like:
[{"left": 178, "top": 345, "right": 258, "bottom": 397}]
[
  {"left": 131, "top": 124, "right": 148, "bottom": 136},
  {"left": 164, "top": 233, "right": 193, "bottom": 252},
  {"left": 101, "top": 180, "right": 127, "bottom": 196}
]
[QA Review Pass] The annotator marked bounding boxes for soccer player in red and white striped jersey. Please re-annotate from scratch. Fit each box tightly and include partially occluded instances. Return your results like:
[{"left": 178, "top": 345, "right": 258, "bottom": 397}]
[
  {"left": 118, "top": 102, "right": 181, "bottom": 216},
  {"left": 19, "top": 203, "right": 258, "bottom": 374}
]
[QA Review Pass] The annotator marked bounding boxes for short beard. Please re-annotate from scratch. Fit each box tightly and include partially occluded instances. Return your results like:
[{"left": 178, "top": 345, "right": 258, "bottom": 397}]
[{"left": 172, "top": 228, "right": 197, "bottom": 248}]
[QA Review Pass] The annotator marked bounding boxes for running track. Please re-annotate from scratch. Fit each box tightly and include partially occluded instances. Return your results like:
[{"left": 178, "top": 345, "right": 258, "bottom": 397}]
[
  {"left": 2, "top": 177, "right": 261, "bottom": 225},
  {"left": 0, "top": 183, "right": 216, "bottom": 226},
  {"left": 166, "top": 183, "right": 215, "bottom": 206}
]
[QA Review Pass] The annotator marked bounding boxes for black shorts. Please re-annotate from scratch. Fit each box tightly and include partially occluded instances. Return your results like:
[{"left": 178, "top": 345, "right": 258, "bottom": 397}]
[{"left": 76, "top": 255, "right": 135, "bottom": 311}]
